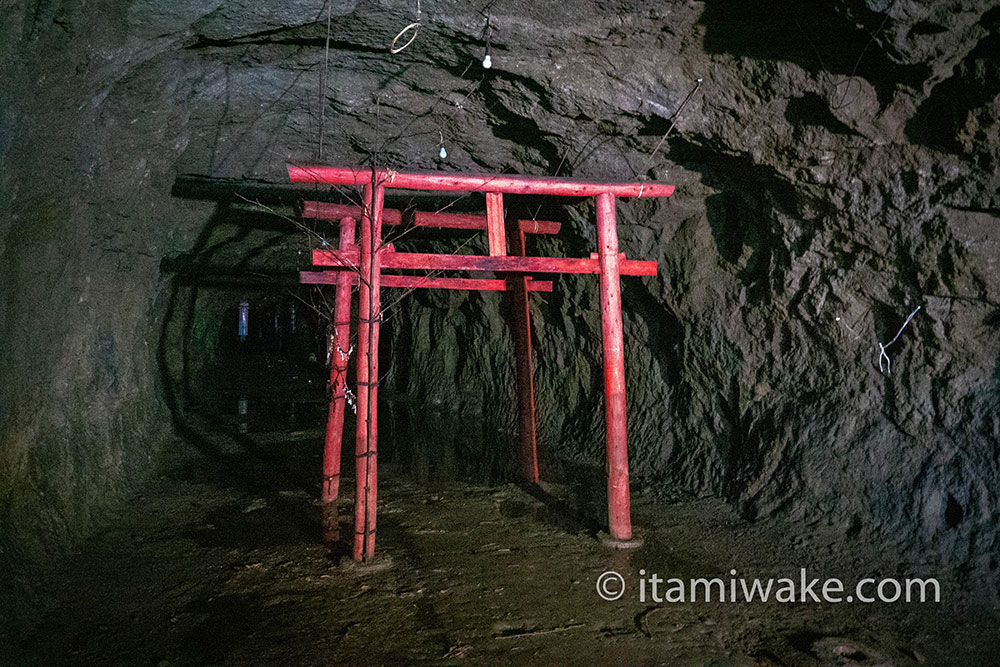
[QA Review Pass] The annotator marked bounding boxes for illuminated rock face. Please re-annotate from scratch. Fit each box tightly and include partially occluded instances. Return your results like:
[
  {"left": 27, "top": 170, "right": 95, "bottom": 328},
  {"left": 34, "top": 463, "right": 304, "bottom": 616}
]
[{"left": 0, "top": 0, "right": 998, "bottom": 603}]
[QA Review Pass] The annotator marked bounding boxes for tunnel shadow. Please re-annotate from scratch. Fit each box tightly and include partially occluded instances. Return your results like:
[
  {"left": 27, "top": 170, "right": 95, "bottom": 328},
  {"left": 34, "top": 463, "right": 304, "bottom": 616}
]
[{"left": 159, "top": 177, "right": 338, "bottom": 543}]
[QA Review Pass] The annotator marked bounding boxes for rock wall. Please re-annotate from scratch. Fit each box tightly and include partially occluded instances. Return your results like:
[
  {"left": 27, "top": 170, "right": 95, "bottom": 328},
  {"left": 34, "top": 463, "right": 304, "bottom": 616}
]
[{"left": 1, "top": 0, "right": 998, "bottom": 612}]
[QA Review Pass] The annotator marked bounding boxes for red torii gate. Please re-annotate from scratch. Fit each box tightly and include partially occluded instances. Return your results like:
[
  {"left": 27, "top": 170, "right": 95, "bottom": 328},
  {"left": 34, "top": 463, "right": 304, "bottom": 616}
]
[{"left": 289, "top": 165, "right": 674, "bottom": 562}]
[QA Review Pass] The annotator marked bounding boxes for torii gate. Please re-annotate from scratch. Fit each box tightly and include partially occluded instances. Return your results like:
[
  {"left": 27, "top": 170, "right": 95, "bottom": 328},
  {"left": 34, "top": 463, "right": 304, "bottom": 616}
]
[{"left": 289, "top": 165, "right": 674, "bottom": 562}]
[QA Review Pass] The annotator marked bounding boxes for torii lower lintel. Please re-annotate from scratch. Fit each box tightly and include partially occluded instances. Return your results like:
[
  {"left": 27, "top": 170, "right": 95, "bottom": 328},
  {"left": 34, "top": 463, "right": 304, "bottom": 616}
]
[{"left": 292, "top": 165, "right": 673, "bottom": 560}]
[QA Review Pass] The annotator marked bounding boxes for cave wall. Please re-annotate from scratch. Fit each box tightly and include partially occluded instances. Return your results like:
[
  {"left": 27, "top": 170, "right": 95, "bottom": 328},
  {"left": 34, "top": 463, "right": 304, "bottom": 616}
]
[{"left": 1, "top": 0, "right": 999, "bottom": 610}]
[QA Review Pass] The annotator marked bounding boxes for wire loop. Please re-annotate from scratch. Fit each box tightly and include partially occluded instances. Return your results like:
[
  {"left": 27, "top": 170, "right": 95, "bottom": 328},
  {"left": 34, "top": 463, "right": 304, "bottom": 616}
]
[
  {"left": 390, "top": 0, "right": 422, "bottom": 53},
  {"left": 389, "top": 21, "right": 421, "bottom": 53}
]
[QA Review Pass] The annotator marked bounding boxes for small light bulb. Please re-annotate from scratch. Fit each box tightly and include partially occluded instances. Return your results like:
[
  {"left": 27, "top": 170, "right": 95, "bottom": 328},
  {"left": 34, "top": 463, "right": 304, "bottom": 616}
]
[
  {"left": 439, "top": 145, "right": 447, "bottom": 159},
  {"left": 482, "top": 54, "right": 492, "bottom": 69}
]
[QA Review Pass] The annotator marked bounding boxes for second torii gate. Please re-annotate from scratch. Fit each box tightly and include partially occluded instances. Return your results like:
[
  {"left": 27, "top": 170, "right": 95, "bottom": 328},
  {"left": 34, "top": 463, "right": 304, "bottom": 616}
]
[{"left": 289, "top": 165, "right": 674, "bottom": 562}]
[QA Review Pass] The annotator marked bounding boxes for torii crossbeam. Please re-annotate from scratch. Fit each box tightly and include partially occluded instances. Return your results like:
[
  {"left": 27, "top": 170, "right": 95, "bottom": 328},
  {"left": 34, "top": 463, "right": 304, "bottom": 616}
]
[{"left": 290, "top": 165, "right": 674, "bottom": 562}]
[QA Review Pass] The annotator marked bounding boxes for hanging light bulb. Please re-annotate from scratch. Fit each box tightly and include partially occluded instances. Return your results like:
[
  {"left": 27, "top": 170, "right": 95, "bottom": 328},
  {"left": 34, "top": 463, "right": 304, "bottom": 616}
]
[
  {"left": 482, "top": 13, "right": 494, "bottom": 70},
  {"left": 439, "top": 145, "right": 448, "bottom": 159}
]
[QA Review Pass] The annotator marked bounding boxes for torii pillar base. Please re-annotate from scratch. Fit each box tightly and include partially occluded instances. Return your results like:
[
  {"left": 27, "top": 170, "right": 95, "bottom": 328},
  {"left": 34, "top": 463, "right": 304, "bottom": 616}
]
[
  {"left": 600, "top": 533, "right": 645, "bottom": 550},
  {"left": 337, "top": 553, "right": 395, "bottom": 574}
]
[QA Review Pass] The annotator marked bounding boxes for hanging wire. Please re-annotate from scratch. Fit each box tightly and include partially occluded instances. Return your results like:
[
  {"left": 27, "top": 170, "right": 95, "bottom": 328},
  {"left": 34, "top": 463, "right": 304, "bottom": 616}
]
[
  {"left": 438, "top": 130, "right": 447, "bottom": 159},
  {"left": 390, "top": 0, "right": 422, "bottom": 54},
  {"left": 318, "top": 0, "right": 333, "bottom": 160},
  {"left": 481, "top": 10, "right": 494, "bottom": 68},
  {"left": 637, "top": 77, "right": 703, "bottom": 178}
]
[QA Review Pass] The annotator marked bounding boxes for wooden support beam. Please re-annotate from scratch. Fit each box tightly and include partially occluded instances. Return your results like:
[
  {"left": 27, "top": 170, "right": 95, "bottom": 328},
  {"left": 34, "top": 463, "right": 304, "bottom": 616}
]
[
  {"left": 596, "top": 192, "right": 633, "bottom": 543},
  {"left": 321, "top": 216, "right": 355, "bottom": 545},
  {"left": 301, "top": 271, "right": 553, "bottom": 292},
  {"left": 485, "top": 192, "right": 507, "bottom": 257},
  {"left": 312, "top": 248, "right": 657, "bottom": 276},
  {"left": 506, "top": 218, "right": 539, "bottom": 484},
  {"left": 289, "top": 165, "right": 675, "bottom": 198},
  {"left": 303, "top": 201, "right": 561, "bottom": 235},
  {"left": 354, "top": 183, "right": 384, "bottom": 563}
]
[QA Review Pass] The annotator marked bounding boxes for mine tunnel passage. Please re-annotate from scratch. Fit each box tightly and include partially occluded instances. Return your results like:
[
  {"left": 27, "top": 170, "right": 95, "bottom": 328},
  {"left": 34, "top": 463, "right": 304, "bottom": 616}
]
[{"left": 158, "top": 190, "right": 537, "bottom": 521}]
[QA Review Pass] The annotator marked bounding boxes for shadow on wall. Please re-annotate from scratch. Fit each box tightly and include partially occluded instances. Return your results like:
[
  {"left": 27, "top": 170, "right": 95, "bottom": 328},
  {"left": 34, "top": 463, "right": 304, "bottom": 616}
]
[
  {"left": 904, "top": 9, "right": 1000, "bottom": 154},
  {"left": 668, "top": 136, "right": 807, "bottom": 307},
  {"left": 697, "top": 0, "right": 929, "bottom": 107},
  {"left": 783, "top": 92, "right": 863, "bottom": 137}
]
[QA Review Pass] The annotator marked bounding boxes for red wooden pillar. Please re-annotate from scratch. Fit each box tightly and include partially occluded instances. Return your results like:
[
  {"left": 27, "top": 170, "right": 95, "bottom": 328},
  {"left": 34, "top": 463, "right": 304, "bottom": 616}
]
[
  {"left": 322, "top": 216, "right": 356, "bottom": 544},
  {"left": 354, "top": 182, "right": 385, "bottom": 562},
  {"left": 595, "top": 192, "right": 633, "bottom": 542},
  {"left": 485, "top": 192, "right": 507, "bottom": 257},
  {"left": 506, "top": 219, "right": 539, "bottom": 484}
]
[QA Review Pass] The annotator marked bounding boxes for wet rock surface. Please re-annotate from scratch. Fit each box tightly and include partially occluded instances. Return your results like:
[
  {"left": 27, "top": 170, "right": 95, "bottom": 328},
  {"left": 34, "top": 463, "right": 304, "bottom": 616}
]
[{"left": 1, "top": 0, "right": 999, "bottom": 639}]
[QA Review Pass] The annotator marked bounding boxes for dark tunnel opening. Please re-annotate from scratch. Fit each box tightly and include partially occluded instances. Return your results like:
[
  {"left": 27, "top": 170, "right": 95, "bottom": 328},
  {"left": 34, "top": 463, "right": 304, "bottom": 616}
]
[{"left": 156, "top": 185, "right": 544, "bottom": 512}]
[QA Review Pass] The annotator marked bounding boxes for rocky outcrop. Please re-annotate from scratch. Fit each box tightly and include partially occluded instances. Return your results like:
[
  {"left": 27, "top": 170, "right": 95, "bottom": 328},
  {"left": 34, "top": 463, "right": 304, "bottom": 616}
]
[{"left": 1, "top": 0, "right": 998, "bottom": 616}]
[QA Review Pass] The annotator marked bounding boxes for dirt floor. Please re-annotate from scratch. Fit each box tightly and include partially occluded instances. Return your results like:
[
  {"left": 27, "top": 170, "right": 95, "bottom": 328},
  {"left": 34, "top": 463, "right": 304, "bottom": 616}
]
[{"left": 4, "top": 362, "right": 1000, "bottom": 666}]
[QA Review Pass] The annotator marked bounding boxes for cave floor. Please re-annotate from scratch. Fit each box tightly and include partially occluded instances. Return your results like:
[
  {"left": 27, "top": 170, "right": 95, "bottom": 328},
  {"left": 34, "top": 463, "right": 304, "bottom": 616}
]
[{"left": 8, "top": 363, "right": 1000, "bottom": 666}]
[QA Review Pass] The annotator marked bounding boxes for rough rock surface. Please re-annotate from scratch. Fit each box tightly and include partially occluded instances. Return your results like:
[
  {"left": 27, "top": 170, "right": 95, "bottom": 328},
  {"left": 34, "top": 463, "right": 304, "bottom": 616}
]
[{"left": 1, "top": 0, "right": 998, "bottom": 616}]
